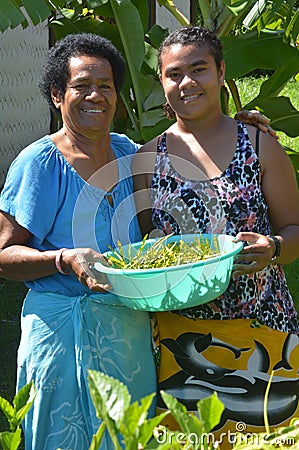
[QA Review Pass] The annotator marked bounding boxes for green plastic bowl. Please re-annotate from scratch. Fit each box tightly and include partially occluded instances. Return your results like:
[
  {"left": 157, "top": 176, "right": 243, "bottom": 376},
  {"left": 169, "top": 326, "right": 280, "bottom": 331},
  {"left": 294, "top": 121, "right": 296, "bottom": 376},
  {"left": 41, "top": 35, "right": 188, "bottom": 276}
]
[{"left": 93, "top": 234, "right": 243, "bottom": 312}]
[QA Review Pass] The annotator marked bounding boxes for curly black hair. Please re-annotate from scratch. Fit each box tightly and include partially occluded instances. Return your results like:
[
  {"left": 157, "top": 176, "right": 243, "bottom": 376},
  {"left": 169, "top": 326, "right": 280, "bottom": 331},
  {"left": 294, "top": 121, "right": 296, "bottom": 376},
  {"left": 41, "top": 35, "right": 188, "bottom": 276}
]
[
  {"left": 39, "top": 32, "right": 126, "bottom": 111},
  {"left": 158, "top": 26, "right": 223, "bottom": 120}
]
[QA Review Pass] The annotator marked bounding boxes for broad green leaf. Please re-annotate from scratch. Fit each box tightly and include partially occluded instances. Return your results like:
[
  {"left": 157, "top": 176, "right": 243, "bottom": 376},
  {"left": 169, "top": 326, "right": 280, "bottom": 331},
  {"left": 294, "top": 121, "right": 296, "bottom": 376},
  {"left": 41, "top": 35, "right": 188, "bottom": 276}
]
[
  {"left": 88, "top": 370, "right": 130, "bottom": 426},
  {"left": 0, "top": 0, "right": 25, "bottom": 29},
  {"left": 144, "top": 43, "right": 158, "bottom": 72},
  {"left": 0, "top": 397, "right": 14, "bottom": 426},
  {"left": 247, "top": 96, "right": 299, "bottom": 137},
  {"left": 14, "top": 383, "right": 36, "bottom": 426},
  {"left": 0, "top": 429, "right": 22, "bottom": 450},
  {"left": 118, "top": 393, "right": 155, "bottom": 438},
  {"left": 141, "top": 118, "right": 171, "bottom": 142},
  {"left": 143, "top": 79, "right": 165, "bottom": 111},
  {"left": 109, "top": 0, "right": 146, "bottom": 126},
  {"left": 109, "top": 0, "right": 144, "bottom": 71},
  {"left": 222, "top": 31, "right": 299, "bottom": 80},
  {"left": 242, "top": 0, "right": 267, "bottom": 28},
  {"left": 147, "top": 24, "right": 168, "bottom": 49},
  {"left": 87, "top": 0, "right": 110, "bottom": 8},
  {"left": 160, "top": 391, "right": 203, "bottom": 435},
  {"left": 0, "top": 10, "right": 11, "bottom": 30},
  {"left": 131, "top": 0, "right": 149, "bottom": 32},
  {"left": 196, "top": 392, "right": 225, "bottom": 433},
  {"left": 142, "top": 109, "right": 166, "bottom": 127},
  {"left": 259, "top": 58, "right": 299, "bottom": 98},
  {"left": 22, "top": 0, "right": 51, "bottom": 25}
]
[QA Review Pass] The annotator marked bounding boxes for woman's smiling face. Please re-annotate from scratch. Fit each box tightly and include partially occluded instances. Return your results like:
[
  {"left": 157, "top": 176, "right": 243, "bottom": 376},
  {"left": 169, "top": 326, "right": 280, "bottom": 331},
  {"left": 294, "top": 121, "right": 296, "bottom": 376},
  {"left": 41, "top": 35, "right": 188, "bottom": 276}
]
[
  {"left": 51, "top": 54, "right": 117, "bottom": 138},
  {"left": 160, "top": 43, "right": 225, "bottom": 122}
]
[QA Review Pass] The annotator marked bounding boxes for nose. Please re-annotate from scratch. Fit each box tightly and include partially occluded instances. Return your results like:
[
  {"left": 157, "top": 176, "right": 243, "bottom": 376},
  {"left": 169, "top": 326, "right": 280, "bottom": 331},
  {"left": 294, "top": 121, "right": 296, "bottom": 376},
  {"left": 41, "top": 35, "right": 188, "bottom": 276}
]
[
  {"left": 86, "top": 85, "right": 104, "bottom": 100},
  {"left": 179, "top": 73, "right": 196, "bottom": 88}
]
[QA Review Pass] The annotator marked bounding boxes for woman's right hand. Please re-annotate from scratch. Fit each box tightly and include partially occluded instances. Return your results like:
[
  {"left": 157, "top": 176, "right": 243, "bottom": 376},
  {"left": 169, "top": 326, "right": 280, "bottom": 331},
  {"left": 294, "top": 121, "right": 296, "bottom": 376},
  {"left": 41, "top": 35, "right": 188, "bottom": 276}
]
[{"left": 59, "top": 248, "right": 111, "bottom": 292}]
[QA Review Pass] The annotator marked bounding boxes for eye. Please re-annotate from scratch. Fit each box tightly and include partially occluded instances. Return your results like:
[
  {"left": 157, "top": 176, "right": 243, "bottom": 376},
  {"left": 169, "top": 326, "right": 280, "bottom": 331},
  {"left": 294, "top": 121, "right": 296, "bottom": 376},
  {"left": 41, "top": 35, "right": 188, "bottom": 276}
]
[
  {"left": 168, "top": 72, "right": 180, "bottom": 80},
  {"left": 193, "top": 67, "right": 205, "bottom": 73},
  {"left": 100, "top": 84, "right": 112, "bottom": 90},
  {"left": 70, "top": 83, "right": 88, "bottom": 91}
]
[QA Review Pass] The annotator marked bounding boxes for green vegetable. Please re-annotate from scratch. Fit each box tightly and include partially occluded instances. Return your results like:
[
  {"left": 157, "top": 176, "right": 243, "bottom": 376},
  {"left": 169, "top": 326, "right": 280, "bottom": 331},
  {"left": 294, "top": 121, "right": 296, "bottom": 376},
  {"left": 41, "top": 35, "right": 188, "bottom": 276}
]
[{"left": 108, "top": 234, "right": 222, "bottom": 270}]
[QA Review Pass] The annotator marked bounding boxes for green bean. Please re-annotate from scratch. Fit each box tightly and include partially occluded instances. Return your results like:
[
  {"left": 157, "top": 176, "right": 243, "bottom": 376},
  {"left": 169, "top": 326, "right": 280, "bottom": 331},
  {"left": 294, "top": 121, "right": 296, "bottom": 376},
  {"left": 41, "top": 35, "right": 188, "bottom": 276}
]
[{"left": 107, "top": 234, "right": 222, "bottom": 269}]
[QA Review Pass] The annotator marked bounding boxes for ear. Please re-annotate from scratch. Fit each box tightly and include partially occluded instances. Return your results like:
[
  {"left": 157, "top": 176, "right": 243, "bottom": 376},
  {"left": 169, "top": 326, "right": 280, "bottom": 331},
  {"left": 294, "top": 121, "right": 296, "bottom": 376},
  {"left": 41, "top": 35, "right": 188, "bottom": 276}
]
[
  {"left": 50, "top": 85, "right": 63, "bottom": 110},
  {"left": 218, "top": 60, "right": 226, "bottom": 86}
]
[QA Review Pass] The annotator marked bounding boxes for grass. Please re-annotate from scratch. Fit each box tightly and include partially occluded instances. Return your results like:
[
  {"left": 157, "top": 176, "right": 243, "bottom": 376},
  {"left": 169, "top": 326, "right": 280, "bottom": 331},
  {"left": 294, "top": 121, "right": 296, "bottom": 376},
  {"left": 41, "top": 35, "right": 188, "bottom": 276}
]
[{"left": 0, "top": 76, "right": 298, "bottom": 438}]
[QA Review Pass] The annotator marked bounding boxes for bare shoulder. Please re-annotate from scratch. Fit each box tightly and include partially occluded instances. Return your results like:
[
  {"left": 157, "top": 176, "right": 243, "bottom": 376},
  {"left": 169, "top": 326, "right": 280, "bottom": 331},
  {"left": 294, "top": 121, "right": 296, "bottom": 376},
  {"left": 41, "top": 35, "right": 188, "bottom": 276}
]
[
  {"left": 131, "top": 136, "right": 159, "bottom": 176},
  {"left": 246, "top": 124, "right": 291, "bottom": 169},
  {"left": 138, "top": 136, "right": 159, "bottom": 154}
]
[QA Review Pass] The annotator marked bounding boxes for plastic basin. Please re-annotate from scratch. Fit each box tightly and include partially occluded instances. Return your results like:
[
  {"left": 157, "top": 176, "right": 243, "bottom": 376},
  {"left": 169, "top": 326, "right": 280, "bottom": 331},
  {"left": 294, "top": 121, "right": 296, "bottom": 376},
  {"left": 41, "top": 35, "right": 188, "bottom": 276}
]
[{"left": 93, "top": 234, "right": 243, "bottom": 312}]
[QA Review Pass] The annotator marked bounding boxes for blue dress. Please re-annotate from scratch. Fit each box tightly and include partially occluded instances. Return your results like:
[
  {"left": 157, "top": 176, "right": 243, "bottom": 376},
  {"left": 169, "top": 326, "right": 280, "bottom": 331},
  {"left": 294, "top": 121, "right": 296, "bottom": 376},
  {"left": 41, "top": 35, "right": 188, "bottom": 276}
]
[{"left": 0, "top": 134, "right": 156, "bottom": 449}]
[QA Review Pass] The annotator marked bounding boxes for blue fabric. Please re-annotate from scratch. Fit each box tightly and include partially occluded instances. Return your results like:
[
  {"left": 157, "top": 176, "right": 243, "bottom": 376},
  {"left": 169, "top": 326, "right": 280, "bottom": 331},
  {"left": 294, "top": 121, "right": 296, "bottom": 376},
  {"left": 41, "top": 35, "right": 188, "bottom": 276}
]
[
  {"left": 0, "top": 133, "right": 142, "bottom": 296},
  {"left": 18, "top": 290, "right": 156, "bottom": 450},
  {"left": 0, "top": 133, "right": 156, "bottom": 449}
]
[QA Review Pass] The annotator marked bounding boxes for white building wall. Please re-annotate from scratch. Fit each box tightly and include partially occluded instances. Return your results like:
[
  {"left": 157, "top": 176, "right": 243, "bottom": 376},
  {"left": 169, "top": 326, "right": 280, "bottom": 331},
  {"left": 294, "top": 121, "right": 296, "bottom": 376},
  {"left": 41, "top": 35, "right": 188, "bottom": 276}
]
[
  {"left": 155, "top": 0, "right": 190, "bottom": 31},
  {"left": 0, "top": 22, "right": 50, "bottom": 187}
]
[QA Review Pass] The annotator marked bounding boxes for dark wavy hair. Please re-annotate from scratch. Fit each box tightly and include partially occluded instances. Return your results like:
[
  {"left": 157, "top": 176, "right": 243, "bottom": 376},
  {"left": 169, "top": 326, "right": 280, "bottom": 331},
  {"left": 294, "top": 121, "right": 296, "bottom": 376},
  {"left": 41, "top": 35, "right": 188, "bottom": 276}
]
[
  {"left": 158, "top": 26, "right": 223, "bottom": 120},
  {"left": 39, "top": 32, "right": 126, "bottom": 111}
]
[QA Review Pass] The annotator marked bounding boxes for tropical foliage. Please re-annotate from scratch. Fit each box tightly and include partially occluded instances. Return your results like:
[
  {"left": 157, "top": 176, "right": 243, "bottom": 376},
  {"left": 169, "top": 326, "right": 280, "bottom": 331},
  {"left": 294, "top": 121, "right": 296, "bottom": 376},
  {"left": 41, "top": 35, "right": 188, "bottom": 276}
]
[
  {"left": 1, "top": 1, "right": 299, "bottom": 170},
  {"left": 0, "top": 381, "right": 36, "bottom": 450},
  {"left": 87, "top": 370, "right": 299, "bottom": 449}
]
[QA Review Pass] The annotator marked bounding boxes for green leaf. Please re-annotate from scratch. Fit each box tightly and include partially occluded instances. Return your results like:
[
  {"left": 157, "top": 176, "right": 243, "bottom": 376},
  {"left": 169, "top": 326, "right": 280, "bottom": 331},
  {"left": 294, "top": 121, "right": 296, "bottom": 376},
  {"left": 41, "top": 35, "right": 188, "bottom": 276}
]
[
  {"left": 118, "top": 393, "right": 155, "bottom": 442},
  {"left": 0, "top": 0, "right": 26, "bottom": 29},
  {"left": 0, "top": 397, "right": 14, "bottom": 426},
  {"left": 197, "top": 392, "right": 225, "bottom": 433},
  {"left": 246, "top": 96, "right": 299, "bottom": 137},
  {"left": 22, "top": 0, "right": 51, "bottom": 25},
  {"left": 109, "top": 0, "right": 146, "bottom": 125},
  {"left": 138, "top": 413, "right": 170, "bottom": 447},
  {"left": 222, "top": 31, "right": 299, "bottom": 80},
  {"left": 160, "top": 391, "right": 203, "bottom": 435},
  {"left": 0, "top": 10, "right": 11, "bottom": 30},
  {"left": 13, "top": 381, "right": 36, "bottom": 426},
  {"left": 147, "top": 24, "right": 168, "bottom": 49},
  {"left": 88, "top": 369, "right": 130, "bottom": 448},
  {"left": 88, "top": 421, "right": 106, "bottom": 450},
  {"left": 142, "top": 109, "right": 166, "bottom": 127},
  {"left": 143, "top": 80, "right": 165, "bottom": 112},
  {"left": 259, "top": 58, "right": 299, "bottom": 98},
  {"left": 0, "top": 429, "right": 22, "bottom": 450}
]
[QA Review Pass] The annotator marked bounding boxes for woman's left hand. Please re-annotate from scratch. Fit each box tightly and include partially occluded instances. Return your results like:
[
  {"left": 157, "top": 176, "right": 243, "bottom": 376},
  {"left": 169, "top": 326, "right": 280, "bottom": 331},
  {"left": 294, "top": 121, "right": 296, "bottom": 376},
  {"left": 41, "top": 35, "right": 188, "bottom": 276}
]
[{"left": 232, "top": 232, "right": 275, "bottom": 277}]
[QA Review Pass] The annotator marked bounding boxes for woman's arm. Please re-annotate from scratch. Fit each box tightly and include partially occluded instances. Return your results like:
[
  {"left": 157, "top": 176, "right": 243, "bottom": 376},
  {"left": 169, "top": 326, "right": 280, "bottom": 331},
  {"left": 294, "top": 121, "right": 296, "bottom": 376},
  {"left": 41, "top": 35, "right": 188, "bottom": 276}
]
[
  {"left": 0, "top": 211, "right": 110, "bottom": 290},
  {"left": 233, "top": 132, "right": 299, "bottom": 276},
  {"left": 131, "top": 142, "right": 157, "bottom": 238}
]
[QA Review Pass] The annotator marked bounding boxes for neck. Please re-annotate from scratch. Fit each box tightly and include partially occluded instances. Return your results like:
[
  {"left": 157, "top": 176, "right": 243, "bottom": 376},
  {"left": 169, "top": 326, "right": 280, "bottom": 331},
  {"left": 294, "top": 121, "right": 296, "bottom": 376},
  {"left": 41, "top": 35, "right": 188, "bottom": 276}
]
[
  {"left": 175, "top": 111, "right": 227, "bottom": 137},
  {"left": 63, "top": 126, "right": 111, "bottom": 159}
]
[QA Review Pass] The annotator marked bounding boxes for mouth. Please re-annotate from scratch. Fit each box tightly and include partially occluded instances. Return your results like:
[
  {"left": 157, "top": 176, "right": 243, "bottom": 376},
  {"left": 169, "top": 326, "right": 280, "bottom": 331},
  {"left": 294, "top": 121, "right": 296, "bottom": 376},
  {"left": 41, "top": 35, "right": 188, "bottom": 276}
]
[
  {"left": 81, "top": 108, "right": 107, "bottom": 114},
  {"left": 181, "top": 93, "right": 202, "bottom": 102}
]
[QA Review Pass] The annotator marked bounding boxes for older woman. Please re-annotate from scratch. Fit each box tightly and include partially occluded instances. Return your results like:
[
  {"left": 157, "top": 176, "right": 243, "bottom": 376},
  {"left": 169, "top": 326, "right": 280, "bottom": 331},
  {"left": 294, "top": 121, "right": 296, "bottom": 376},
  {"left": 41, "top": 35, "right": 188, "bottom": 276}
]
[{"left": 0, "top": 33, "right": 156, "bottom": 450}]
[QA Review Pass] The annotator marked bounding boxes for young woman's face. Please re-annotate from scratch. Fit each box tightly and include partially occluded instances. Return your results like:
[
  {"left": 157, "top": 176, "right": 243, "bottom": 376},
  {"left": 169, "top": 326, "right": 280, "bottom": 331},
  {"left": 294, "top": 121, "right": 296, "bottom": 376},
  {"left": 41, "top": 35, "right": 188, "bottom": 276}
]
[
  {"left": 51, "top": 55, "right": 117, "bottom": 138},
  {"left": 160, "top": 43, "right": 225, "bottom": 122}
]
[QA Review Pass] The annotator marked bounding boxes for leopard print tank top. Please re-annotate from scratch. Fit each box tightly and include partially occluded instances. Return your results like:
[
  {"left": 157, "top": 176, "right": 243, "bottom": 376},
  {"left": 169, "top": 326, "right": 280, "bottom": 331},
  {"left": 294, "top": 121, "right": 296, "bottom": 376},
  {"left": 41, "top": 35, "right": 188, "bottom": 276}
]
[{"left": 150, "top": 121, "right": 299, "bottom": 333}]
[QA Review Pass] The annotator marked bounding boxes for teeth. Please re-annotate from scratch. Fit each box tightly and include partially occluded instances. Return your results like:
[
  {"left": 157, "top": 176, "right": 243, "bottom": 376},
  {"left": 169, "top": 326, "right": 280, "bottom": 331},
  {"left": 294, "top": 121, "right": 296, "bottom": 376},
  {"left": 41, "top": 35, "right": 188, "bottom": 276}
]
[
  {"left": 182, "top": 94, "right": 199, "bottom": 100},
  {"left": 82, "top": 109, "right": 105, "bottom": 113}
]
